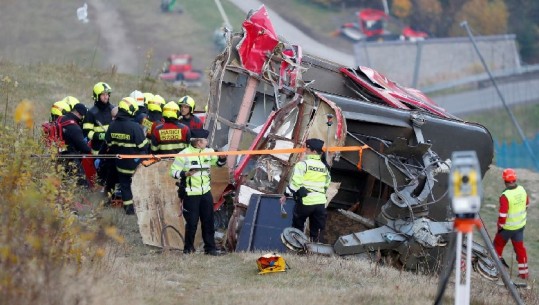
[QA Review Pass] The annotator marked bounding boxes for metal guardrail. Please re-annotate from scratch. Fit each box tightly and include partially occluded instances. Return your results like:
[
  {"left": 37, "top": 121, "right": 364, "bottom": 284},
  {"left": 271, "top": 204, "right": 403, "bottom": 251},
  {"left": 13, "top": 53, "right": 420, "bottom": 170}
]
[{"left": 420, "top": 64, "right": 539, "bottom": 94}]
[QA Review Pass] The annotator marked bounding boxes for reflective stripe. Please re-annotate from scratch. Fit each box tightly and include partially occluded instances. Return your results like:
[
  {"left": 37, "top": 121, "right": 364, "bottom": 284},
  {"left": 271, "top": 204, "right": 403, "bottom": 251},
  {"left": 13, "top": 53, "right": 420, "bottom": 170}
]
[
  {"left": 518, "top": 263, "right": 528, "bottom": 268},
  {"left": 138, "top": 138, "right": 149, "bottom": 149},
  {"left": 110, "top": 141, "right": 137, "bottom": 148},
  {"left": 117, "top": 167, "right": 136, "bottom": 175},
  {"left": 123, "top": 200, "right": 133, "bottom": 206},
  {"left": 83, "top": 123, "right": 95, "bottom": 129},
  {"left": 519, "top": 269, "right": 528, "bottom": 274},
  {"left": 87, "top": 130, "right": 95, "bottom": 140},
  {"left": 152, "top": 142, "right": 185, "bottom": 151},
  {"left": 94, "top": 126, "right": 106, "bottom": 132},
  {"left": 499, "top": 213, "right": 507, "bottom": 217},
  {"left": 507, "top": 210, "right": 526, "bottom": 218},
  {"left": 504, "top": 218, "right": 526, "bottom": 227}
]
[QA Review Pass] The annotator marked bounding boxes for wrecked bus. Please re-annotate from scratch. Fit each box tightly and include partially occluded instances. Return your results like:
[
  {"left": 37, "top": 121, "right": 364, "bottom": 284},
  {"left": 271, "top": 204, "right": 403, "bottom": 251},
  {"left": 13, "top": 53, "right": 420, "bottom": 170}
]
[{"left": 133, "top": 6, "right": 496, "bottom": 278}]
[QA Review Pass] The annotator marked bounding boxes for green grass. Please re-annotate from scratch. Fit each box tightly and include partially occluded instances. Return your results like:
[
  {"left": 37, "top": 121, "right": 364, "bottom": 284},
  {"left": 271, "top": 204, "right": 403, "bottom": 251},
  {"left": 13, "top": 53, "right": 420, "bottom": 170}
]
[
  {"left": 462, "top": 102, "right": 539, "bottom": 142},
  {"left": 0, "top": 2, "right": 103, "bottom": 68},
  {"left": 0, "top": 61, "right": 188, "bottom": 123},
  {"left": 480, "top": 167, "right": 539, "bottom": 280}
]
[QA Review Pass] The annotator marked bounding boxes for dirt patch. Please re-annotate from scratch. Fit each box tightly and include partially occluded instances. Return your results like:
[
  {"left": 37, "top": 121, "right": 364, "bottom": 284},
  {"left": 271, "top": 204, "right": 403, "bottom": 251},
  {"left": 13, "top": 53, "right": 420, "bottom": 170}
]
[{"left": 88, "top": 0, "right": 137, "bottom": 74}]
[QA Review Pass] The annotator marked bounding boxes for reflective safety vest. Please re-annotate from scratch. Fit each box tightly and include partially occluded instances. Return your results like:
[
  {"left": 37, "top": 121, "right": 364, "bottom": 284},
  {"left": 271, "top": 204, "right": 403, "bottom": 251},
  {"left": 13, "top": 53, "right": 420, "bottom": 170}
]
[
  {"left": 288, "top": 154, "right": 330, "bottom": 205},
  {"left": 502, "top": 185, "right": 527, "bottom": 230},
  {"left": 170, "top": 145, "right": 219, "bottom": 196}
]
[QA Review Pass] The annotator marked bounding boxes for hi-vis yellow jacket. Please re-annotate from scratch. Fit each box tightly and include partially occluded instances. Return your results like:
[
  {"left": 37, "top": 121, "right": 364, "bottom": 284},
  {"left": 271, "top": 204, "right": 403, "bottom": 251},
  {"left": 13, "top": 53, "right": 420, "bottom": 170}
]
[
  {"left": 170, "top": 145, "right": 225, "bottom": 196},
  {"left": 286, "top": 154, "right": 330, "bottom": 205}
]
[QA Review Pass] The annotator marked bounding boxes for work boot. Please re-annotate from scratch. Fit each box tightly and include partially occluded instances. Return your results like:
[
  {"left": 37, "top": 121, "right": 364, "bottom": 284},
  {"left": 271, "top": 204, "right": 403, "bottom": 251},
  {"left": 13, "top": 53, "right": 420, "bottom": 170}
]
[
  {"left": 124, "top": 204, "right": 135, "bottom": 215},
  {"left": 183, "top": 248, "right": 195, "bottom": 255},
  {"left": 205, "top": 250, "right": 225, "bottom": 256}
]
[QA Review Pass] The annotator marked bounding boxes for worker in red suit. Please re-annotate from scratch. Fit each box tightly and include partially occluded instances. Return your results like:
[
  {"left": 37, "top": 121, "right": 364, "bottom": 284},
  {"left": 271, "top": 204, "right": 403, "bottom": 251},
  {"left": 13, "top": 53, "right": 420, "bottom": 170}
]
[{"left": 493, "top": 168, "right": 529, "bottom": 280}]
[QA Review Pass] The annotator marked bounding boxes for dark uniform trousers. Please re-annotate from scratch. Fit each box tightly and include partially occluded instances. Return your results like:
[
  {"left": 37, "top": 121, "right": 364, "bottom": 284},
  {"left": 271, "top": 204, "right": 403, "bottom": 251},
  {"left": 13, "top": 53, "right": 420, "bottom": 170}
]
[
  {"left": 292, "top": 203, "right": 327, "bottom": 242},
  {"left": 182, "top": 191, "right": 216, "bottom": 253}
]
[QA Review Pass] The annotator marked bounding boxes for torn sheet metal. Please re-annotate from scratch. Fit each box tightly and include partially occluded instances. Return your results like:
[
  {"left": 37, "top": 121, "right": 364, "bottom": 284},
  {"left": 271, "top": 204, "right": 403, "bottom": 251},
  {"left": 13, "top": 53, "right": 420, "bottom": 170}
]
[{"left": 205, "top": 5, "right": 494, "bottom": 275}]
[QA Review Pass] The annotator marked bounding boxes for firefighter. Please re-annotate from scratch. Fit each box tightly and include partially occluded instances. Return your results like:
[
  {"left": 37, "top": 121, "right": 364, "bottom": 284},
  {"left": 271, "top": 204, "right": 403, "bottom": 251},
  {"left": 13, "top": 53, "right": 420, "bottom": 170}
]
[
  {"left": 83, "top": 82, "right": 114, "bottom": 155},
  {"left": 50, "top": 100, "right": 70, "bottom": 122},
  {"left": 130, "top": 90, "right": 148, "bottom": 128},
  {"left": 58, "top": 103, "right": 91, "bottom": 185},
  {"left": 60, "top": 103, "right": 91, "bottom": 155},
  {"left": 493, "top": 168, "right": 530, "bottom": 280},
  {"left": 105, "top": 97, "right": 149, "bottom": 215},
  {"left": 150, "top": 101, "right": 190, "bottom": 154},
  {"left": 280, "top": 138, "right": 331, "bottom": 242},
  {"left": 147, "top": 94, "right": 166, "bottom": 124},
  {"left": 63, "top": 96, "right": 81, "bottom": 111},
  {"left": 170, "top": 129, "right": 226, "bottom": 255},
  {"left": 178, "top": 95, "right": 204, "bottom": 130}
]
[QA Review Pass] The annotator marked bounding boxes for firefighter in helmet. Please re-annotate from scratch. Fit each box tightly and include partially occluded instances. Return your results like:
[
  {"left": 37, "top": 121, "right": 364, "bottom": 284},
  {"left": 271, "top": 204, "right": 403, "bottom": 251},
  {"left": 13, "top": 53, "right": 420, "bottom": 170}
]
[
  {"left": 147, "top": 94, "right": 166, "bottom": 124},
  {"left": 83, "top": 82, "right": 114, "bottom": 155},
  {"left": 493, "top": 168, "right": 530, "bottom": 280},
  {"left": 63, "top": 96, "right": 81, "bottom": 111},
  {"left": 178, "top": 95, "right": 204, "bottom": 130},
  {"left": 104, "top": 97, "right": 149, "bottom": 215},
  {"left": 150, "top": 101, "right": 190, "bottom": 154},
  {"left": 50, "top": 100, "right": 70, "bottom": 122}
]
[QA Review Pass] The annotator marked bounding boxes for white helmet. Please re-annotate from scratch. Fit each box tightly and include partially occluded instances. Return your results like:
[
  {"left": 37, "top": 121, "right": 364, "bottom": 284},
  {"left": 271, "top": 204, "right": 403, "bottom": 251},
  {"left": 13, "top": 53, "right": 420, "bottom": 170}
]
[{"left": 129, "top": 90, "right": 145, "bottom": 107}]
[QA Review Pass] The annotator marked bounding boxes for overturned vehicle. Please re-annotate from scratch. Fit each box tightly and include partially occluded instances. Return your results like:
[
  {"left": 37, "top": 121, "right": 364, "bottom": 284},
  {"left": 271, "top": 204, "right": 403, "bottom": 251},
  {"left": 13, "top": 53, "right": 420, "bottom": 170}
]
[{"left": 134, "top": 6, "right": 495, "bottom": 276}]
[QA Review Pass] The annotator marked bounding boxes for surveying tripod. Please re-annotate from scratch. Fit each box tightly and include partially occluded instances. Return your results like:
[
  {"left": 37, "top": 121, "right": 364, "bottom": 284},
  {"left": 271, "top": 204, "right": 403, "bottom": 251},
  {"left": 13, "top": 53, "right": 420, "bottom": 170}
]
[{"left": 433, "top": 151, "right": 525, "bottom": 305}]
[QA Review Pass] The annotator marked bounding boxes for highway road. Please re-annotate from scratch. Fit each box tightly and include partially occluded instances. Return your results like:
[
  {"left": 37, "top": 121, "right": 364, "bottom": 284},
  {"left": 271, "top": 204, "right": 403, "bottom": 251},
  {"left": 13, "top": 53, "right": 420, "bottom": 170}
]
[
  {"left": 227, "top": 0, "right": 356, "bottom": 67},
  {"left": 432, "top": 78, "right": 539, "bottom": 115}
]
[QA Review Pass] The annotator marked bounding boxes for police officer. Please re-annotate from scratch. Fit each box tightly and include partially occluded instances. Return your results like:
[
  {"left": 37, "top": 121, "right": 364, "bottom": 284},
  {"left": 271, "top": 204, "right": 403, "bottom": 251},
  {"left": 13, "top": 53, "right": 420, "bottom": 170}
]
[
  {"left": 280, "top": 138, "right": 331, "bottom": 242},
  {"left": 493, "top": 168, "right": 530, "bottom": 280},
  {"left": 178, "top": 96, "right": 204, "bottom": 130},
  {"left": 170, "top": 129, "right": 226, "bottom": 255},
  {"left": 83, "top": 82, "right": 114, "bottom": 155},
  {"left": 105, "top": 97, "right": 149, "bottom": 215},
  {"left": 150, "top": 101, "right": 191, "bottom": 154}
]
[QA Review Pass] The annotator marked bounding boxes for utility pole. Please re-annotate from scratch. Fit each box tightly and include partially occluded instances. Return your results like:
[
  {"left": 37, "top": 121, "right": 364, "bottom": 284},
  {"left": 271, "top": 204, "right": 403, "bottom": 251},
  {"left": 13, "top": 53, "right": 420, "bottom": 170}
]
[
  {"left": 461, "top": 21, "right": 539, "bottom": 171},
  {"left": 381, "top": 0, "right": 390, "bottom": 15},
  {"left": 214, "top": 0, "right": 231, "bottom": 28}
]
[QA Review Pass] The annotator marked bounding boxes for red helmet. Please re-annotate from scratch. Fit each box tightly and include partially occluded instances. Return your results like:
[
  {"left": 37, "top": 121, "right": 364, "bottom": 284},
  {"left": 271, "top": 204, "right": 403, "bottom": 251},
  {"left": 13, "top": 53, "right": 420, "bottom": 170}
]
[{"left": 502, "top": 168, "right": 517, "bottom": 183}]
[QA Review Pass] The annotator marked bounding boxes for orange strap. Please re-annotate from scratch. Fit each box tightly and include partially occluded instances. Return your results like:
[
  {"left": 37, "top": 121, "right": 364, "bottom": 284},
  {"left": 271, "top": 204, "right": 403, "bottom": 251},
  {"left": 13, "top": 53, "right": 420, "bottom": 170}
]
[
  {"left": 117, "top": 146, "right": 370, "bottom": 159},
  {"left": 356, "top": 146, "right": 366, "bottom": 171}
]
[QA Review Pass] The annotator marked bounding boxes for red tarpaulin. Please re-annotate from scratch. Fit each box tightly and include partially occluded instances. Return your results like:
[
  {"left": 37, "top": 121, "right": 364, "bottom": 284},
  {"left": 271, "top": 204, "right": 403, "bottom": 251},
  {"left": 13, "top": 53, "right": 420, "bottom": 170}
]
[{"left": 237, "top": 5, "right": 279, "bottom": 74}]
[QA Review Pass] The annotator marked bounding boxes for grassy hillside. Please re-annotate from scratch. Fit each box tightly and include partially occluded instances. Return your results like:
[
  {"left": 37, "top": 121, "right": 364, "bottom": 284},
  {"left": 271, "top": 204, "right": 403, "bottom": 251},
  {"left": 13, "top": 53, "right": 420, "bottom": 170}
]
[
  {"left": 2, "top": 61, "right": 538, "bottom": 304},
  {"left": 0, "top": 60, "right": 192, "bottom": 124}
]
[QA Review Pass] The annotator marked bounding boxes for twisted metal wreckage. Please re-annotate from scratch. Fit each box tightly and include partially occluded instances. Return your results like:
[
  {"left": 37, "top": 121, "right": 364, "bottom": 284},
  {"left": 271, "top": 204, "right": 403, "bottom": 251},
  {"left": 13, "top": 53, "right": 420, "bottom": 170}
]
[{"left": 133, "top": 6, "right": 497, "bottom": 278}]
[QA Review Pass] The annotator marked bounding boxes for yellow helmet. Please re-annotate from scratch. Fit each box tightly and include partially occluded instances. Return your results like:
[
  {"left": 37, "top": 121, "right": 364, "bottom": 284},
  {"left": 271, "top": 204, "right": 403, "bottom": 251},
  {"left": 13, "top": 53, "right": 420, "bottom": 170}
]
[
  {"left": 62, "top": 96, "right": 80, "bottom": 110},
  {"left": 163, "top": 101, "right": 180, "bottom": 119},
  {"left": 143, "top": 92, "right": 154, "bottom": 106},
  {"left": 92, "top": 82, "right": 112, "bottom": 101},
  {"left": 51, "top": 100, "right": 70, "bottom": 117},
  {"left": 118, "top": 97, "right": 139, "bottom": 117},
  {"left": 178, "top": 95, "right": 196, "bottom": 113},
  {"left": 148, "top": 94, "right": 166, "bottom": 112}
]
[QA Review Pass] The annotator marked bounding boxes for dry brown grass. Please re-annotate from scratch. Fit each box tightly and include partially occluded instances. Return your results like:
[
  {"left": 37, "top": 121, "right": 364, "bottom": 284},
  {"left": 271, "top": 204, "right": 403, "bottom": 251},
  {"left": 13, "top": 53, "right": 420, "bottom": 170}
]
[{"left": 53, "top": 205, "right": 535, "bottom": 305}]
